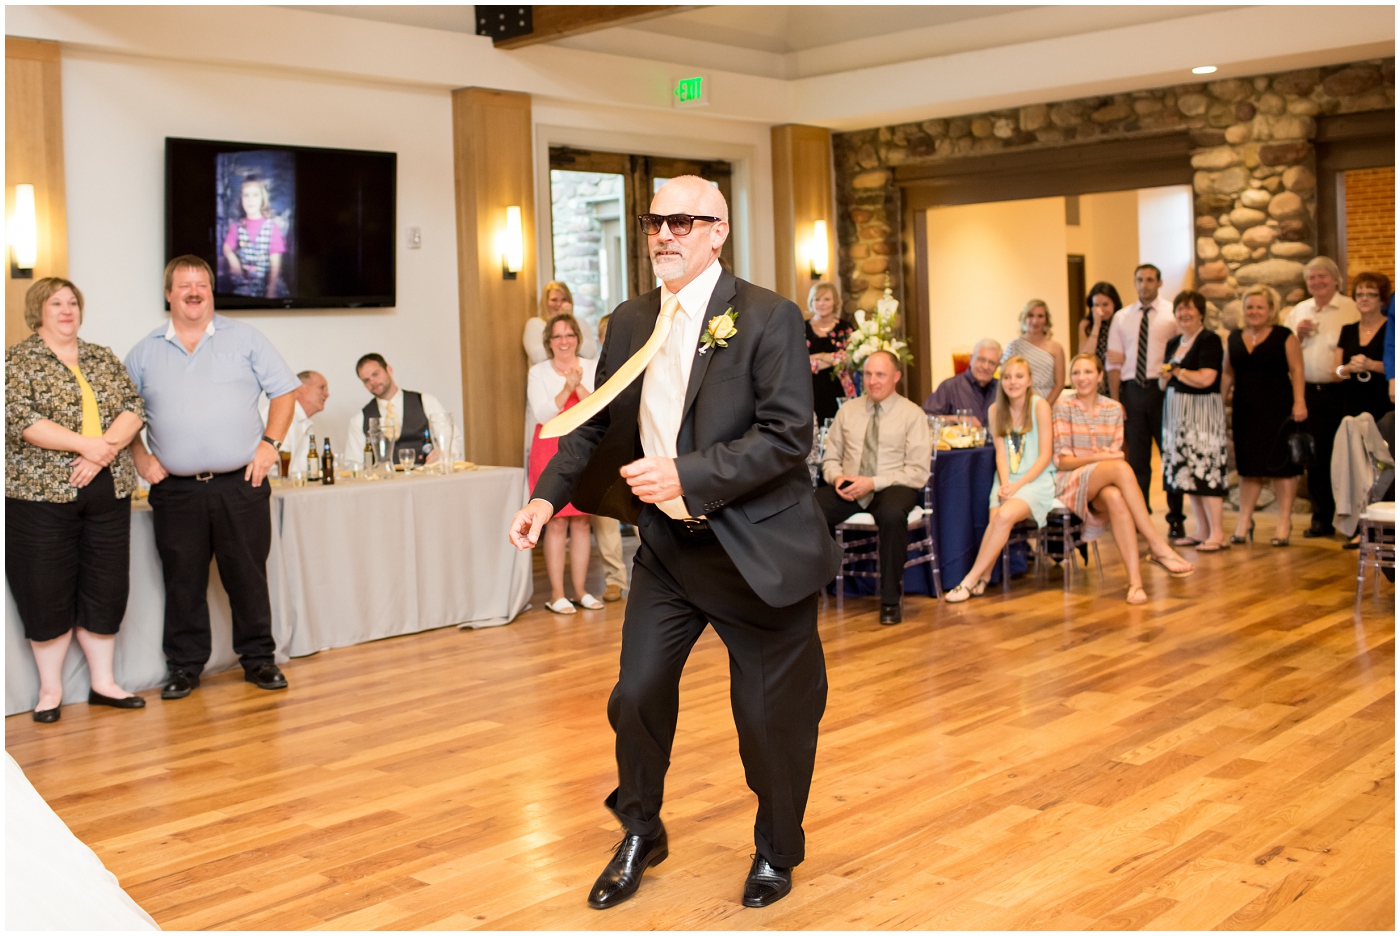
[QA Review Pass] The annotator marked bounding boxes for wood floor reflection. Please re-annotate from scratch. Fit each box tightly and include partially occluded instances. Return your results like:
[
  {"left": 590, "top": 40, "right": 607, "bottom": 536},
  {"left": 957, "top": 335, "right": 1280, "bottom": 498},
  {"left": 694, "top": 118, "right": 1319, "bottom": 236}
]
[{"left": 6, "top": 514, "right": 1393, "bottom": 930}]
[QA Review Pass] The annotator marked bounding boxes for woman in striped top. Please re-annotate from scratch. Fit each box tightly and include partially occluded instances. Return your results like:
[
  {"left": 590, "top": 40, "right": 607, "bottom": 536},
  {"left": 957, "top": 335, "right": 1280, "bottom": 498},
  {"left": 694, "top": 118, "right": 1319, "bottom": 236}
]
[
  {"left": 1002, "top": 298, "right": 1066, "bottom": 405},
  {"left": 1053, "top": 353, "right": 1194, "bottom": 604}
]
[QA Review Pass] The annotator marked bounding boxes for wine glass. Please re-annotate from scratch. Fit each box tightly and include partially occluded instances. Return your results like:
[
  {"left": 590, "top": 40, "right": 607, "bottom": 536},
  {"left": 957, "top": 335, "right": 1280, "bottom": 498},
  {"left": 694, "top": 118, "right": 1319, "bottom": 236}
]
[{"left": 397, "top": 446, "right": 416, "bottom": 474}]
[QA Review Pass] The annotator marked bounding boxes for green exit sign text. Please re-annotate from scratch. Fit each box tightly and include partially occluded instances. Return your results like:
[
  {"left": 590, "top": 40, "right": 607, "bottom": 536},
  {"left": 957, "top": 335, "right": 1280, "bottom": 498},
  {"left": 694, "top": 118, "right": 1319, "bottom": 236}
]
[{"left": 672, "top": 75, "right": 709, "bottom": 108}]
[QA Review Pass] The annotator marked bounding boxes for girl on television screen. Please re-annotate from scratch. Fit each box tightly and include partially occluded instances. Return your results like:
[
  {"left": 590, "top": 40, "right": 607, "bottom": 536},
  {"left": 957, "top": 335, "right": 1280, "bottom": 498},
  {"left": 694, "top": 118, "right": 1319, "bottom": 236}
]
[{"left": 221, "top": 177, "right": 287, "bottom": 298}]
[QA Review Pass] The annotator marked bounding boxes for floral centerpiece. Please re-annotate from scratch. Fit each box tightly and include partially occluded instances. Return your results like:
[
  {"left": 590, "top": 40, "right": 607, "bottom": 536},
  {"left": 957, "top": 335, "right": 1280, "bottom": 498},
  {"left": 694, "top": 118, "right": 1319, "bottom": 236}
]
[{"left": 833, "top": 281, "right": 912, "bottom": 384}]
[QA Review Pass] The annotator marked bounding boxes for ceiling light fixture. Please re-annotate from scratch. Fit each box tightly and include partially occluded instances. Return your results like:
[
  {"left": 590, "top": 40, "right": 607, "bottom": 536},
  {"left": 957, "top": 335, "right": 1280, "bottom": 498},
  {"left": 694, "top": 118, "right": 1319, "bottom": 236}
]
[{"left": 1192, "top": 65, "right": 1218, "bottom": 75}]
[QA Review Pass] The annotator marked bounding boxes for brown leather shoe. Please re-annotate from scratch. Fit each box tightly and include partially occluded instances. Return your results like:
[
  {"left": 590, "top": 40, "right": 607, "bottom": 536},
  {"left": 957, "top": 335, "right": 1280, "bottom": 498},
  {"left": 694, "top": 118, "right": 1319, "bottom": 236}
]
[{"left": 602, "top": 584, "right": 624, "bottom": 602}]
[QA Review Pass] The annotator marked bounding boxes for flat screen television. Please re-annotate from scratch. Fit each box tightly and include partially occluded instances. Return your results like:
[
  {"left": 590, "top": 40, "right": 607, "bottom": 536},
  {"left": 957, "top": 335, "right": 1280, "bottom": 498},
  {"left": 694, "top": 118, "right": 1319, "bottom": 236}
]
[{"left": 165, "top": 137, "right": 396, "bottom": 309}]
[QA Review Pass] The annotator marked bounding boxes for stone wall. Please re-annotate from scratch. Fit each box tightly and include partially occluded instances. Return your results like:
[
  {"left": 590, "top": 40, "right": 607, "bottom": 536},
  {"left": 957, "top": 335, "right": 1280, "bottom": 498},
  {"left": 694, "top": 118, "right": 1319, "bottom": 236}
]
[
  {"left": 833, "top": 59, "right": 1394, "bottom": 329},
  {"left": 548, "top": 170, "right": 623, "bottom": 326}
]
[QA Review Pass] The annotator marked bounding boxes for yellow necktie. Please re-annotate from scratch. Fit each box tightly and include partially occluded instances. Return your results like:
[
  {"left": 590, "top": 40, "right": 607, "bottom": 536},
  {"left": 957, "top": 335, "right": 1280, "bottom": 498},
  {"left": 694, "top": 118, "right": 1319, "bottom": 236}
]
[{"left": 539, "top": 296, "right": 681, "bottom": 439}]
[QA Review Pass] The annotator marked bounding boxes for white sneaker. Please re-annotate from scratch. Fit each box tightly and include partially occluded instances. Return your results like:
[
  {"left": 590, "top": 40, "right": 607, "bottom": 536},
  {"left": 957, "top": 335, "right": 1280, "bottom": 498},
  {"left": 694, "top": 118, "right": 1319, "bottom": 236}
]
[
  {"left": 545, "top": 597, "right": 577, "bottom": 614},
  {"left": 576, "top": 593, "right": 605, "bottom": 610}
]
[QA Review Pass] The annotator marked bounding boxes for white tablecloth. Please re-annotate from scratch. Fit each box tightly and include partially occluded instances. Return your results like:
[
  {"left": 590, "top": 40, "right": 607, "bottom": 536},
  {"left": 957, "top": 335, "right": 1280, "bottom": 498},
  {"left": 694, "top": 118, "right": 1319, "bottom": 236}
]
[{"left": 5, "top": 467, "right": 532, "bottom": 715}]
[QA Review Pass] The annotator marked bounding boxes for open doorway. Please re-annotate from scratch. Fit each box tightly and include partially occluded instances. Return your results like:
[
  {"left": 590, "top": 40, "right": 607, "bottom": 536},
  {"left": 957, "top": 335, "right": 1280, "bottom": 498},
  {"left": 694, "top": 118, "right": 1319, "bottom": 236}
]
[{"left": 922, "top": 185, "right": 1193, "bottom": 391}]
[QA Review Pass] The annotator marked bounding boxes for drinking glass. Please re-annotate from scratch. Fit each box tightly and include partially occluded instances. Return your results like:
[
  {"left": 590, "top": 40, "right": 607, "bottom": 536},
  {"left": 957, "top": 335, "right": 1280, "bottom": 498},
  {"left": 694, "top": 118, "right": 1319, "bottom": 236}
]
[
  {"left": 347, "top": 461, "right": 363, "bottom": 480},
  {"left": 397, "top": 447, "right": 416, "bottom": 474},
  {"left": 278, "top": 451, "right": 291, "bottom": 479},
  {"left": 952, "top": 346, "right": 972, "bottom": 375},
  {"left": 430, "top": 413, "right": 454, "bottom": 475},
  {"left": 290, "top": 471, "right": 307, "bottom": 488}
]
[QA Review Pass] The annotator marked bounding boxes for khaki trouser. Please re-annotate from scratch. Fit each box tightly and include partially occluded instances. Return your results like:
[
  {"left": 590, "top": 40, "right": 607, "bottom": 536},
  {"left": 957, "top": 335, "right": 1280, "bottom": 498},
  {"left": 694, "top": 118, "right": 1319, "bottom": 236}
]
[{"left": 592, "top": 516, "right": 628, "bottom": 591}]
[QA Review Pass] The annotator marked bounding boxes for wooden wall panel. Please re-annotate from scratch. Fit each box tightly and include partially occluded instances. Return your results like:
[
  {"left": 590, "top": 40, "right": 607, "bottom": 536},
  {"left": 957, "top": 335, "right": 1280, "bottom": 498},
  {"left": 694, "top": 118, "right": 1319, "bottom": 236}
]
[
  {"left": 451, "top": 88, "right": 536, "bottom": 468},
  {"left": 771, "top": 124, "right": 834, "bottom": 309},
  {"left": 6, "top": 38, "right": 68, "bottom": 348}
]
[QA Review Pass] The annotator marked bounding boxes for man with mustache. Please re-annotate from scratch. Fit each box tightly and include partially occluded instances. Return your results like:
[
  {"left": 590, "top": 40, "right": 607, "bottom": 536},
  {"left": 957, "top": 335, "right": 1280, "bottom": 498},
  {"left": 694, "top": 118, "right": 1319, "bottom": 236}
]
[
  {"left": 126, "top": 255, "right": 300, "bottom": 699},
  {"left": 510, "top": 177, "right": 840, "bottom": 910}
]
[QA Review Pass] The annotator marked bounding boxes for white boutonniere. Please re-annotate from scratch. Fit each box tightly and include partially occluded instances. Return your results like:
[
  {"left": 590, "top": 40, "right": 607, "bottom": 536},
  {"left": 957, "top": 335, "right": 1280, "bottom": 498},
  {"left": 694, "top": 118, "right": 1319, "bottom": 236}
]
[{"left": 698, "top": 307, "right": 737, "bottom": 355}]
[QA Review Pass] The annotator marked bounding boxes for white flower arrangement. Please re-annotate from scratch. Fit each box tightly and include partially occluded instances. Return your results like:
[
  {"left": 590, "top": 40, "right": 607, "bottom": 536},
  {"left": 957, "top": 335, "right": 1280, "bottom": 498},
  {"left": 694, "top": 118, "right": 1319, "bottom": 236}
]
[{"left": 835, "top": 306, "right": 912, "bottom": 380}]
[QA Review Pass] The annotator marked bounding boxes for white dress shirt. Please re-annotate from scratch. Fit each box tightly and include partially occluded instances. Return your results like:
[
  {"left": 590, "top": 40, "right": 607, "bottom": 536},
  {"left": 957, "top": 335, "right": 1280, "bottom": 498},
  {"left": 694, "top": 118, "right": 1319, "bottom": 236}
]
[
  {"left": 523, "top": 315, "right": 598, "bottom": 365},
  {"left": 345, "top": 387, "right": 448, "bottom": 457},
  {"left": 286, "top": 400, "right": 313, "bottom": 468},
  {"left": 1284, "top": 293, "right": 1361, "bottom": 383},
  {"left": 640, "top": 258, "right": 723, "bottom": 520},
  {"left": 527, "top": 357, "right": 598, "bottom": 425},
  {"left": 1106, "top": 296, "right": 1179, "bottom": 381}
]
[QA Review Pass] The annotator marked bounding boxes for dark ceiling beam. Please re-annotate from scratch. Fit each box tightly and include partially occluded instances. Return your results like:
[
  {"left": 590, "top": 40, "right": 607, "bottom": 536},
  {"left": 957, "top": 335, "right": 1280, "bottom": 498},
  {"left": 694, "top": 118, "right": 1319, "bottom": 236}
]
[{"left": 485, "top": 6, "right": 683, "bottom": 50}]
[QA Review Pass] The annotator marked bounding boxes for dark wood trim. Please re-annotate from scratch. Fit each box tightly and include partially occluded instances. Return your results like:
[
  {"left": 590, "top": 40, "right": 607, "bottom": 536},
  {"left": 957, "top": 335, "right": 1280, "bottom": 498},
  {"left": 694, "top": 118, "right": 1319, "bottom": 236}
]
[
  {"left": 1315, "top": 110, "right": 1395, "bottom": 272},
  {"left": 894, "top": 132, "right": 1194, "bottom": 399},
  {"left": 490, "top": 6, "right": 676, "bottom": 49}
]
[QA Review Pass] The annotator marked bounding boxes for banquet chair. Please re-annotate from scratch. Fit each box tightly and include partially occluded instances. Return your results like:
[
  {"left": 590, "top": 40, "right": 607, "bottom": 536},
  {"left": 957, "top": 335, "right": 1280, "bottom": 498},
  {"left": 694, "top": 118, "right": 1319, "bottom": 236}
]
[
  {"left": 1042, "top": 502, "right": 1103, "bottom": 591},
  {"left": 1355, "top": 501, "right": 1395, "bottom": 609},
  {"left": 833, "top": 453, "right": 942, "bottom": 608},
  {"left": 1001, "top": 519, "right": 1047, "bottom": 593}
]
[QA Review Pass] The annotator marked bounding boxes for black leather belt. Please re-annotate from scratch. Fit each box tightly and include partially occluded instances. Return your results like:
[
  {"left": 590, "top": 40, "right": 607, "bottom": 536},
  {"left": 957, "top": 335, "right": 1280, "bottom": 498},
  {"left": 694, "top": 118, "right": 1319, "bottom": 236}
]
[
  {"left": 1306, "top": 382, "right": 1342, "bottom": 392},
  {"left": 169, "top": 468, "right": 244, "bottom": 483},
  {"left": 672, "top": 516, "right": 712, "bottom": 535}
]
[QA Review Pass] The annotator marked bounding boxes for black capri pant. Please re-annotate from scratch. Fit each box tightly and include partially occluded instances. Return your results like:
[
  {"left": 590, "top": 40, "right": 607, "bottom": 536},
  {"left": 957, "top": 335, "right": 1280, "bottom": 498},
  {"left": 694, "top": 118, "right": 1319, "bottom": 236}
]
[{"left": 5, "top": 468, "right": 132, "bottom": 642}]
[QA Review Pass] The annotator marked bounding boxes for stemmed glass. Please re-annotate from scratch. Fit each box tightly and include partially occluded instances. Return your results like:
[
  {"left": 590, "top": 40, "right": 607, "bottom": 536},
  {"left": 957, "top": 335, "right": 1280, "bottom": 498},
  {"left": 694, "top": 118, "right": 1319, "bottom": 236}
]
[{"left": 397, "top": 446, "right": 416, "bottom": 475}]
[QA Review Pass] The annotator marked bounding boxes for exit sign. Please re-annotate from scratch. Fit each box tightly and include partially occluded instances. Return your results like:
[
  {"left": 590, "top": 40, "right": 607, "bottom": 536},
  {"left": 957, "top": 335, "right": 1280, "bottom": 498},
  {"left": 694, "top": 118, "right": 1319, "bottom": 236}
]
[{"left": 672, "top": 75, "right": 709, "bottom": 108}]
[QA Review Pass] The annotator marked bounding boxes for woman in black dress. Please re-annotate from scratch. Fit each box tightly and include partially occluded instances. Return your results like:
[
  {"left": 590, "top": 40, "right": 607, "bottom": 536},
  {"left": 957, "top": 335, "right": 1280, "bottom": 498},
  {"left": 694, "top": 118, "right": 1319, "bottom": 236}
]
[
  {"left": 1223, "top": 284, "right": 1307, "bottom": 546},
  {"left": 805, "top": 280, "right": 854, "bottom": 423},
  {"left": 1160, "top": 290, "right": 1229, "bottom": 551},
  {"left": 1335, "top": 272, "right": 1392, "bottom": 423}
]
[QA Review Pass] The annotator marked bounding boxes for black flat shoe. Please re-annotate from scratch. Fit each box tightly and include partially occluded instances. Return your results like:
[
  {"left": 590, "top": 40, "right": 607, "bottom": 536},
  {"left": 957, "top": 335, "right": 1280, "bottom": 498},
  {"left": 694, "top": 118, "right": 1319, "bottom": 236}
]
[
  {"left": 742, "top": 854, "right": 793, "bottom": 908},
  {"left": 161, "top": 669, "right": 200, "bottom": 700},
  {"left": 1303, "top": 527, "right": 1334, "bottom": 539},
  {"left": 879, "top": 603, "right": 902, "bottom": 625},
  {"left": 244, "top": 663, "right": 288, "bottom": 691},
  {"left": 588, "top": 828, "right": 668, "bottom": 909},
  {"left": 88, "top": 690, "right": 146, "bottom": 709},
  {"left": 32, "top": 706, "right": 60, "bottom": 723},
  {"left": 1167, "top": 522, "right": 1188, "bottom": 541},
  {"left": 1343, "top": 535, "right": 1362, "bottom": 550}
]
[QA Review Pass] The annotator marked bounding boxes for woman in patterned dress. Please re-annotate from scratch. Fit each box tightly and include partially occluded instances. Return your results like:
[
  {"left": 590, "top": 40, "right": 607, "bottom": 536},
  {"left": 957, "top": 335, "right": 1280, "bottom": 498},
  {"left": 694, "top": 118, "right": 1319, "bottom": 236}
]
[
  {"left": 1053, "top": 353, "right": 1194, "bottom": 604},
  {"left": 1160, "top": 290, "right": 1229, "bottom": 551},
  {"left": 945, "top": 356, "right": 1057, "bottom": 602}
]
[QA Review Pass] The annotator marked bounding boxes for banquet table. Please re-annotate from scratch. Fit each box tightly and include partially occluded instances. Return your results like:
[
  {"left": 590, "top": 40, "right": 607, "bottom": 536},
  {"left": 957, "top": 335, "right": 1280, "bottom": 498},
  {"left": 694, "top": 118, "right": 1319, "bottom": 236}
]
[{"left": 5, "top": 467, "right": 532, "bottom": 716}]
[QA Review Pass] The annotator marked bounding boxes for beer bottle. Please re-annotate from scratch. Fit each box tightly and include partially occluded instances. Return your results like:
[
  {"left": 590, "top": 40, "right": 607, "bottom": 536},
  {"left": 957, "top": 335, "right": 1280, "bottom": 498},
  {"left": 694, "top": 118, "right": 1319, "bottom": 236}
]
[
  {"left": 306, "top": 433, "right": 321, "bottom": 481},
  {"left": 321, "top": 438, "right": 335, "bottom": 485}
]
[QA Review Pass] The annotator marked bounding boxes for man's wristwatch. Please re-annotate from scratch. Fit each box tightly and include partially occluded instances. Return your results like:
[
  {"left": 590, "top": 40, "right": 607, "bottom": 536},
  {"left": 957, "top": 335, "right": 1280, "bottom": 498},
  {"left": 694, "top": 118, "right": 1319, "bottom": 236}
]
[{"left": 262, "top": 435, "right": 283, "bottom": 450}]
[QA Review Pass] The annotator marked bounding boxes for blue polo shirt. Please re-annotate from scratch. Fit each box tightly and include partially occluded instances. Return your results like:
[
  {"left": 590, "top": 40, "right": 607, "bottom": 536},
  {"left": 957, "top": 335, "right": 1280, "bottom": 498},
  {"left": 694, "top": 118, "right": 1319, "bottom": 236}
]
[{"left": 124, "top": 314, "right": 300, "bottom": 476}]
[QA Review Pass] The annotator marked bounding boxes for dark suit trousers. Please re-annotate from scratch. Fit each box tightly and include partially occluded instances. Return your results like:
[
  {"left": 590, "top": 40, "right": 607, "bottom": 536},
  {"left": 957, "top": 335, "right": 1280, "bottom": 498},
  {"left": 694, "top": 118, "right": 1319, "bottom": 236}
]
[
  {"left": 148, "top": 472, "right": 276, "bottom": 676},
  {"left": 814, "top": 485, "right": 918, "bottom": 604},
  {"left": 1120, "top": 379, "right": 1185, "bottom": 524},
  {"left": 1304, "top": 382, "right": 1347, "bottom": 532},
  {"left": 606, "top": 507, "right": 827, "bottom": 868}
]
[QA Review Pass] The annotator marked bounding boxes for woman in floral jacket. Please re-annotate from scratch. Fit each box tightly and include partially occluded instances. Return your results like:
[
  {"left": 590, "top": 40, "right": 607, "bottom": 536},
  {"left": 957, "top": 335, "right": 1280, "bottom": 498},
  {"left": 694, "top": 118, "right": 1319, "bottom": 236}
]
[{"left": 6, "top": 278, "right": 147, "bottom": 722}]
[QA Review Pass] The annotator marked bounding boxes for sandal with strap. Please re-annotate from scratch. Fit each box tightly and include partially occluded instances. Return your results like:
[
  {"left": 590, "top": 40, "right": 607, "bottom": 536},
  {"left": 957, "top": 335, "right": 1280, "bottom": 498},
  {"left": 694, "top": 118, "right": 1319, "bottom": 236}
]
[
  {"left": 545, "top": 597, "right": 577, "bottom": 614},
  {"left": 944, "top": 583, "right": 974, "bottom": 604},
  {"left": 970, "top": 578, "right": 989, "bottom": 597},
  {"left": 1126, "top": 585, "right": 1148, "bottom": 605},
  {"left": 1145, "top": 553, "right": 1195, "bottom": 577}
]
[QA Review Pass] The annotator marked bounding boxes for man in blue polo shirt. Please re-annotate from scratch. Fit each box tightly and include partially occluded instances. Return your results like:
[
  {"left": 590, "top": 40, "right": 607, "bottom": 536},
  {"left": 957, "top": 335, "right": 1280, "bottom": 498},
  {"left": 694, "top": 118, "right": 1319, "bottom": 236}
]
[{"left": 125, "top": 255, "right": 301, "bottom": 699}]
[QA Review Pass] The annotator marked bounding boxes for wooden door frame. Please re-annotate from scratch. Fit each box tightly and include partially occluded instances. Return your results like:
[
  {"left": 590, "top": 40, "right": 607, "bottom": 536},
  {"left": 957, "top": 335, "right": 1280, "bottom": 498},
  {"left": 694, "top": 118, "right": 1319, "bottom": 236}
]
[
  {"left": 1315, "top": 110, "right": 1395, "bottom": 273},
  {"left": 896, "top": 133, "right": 1194, "bottom": 403}
]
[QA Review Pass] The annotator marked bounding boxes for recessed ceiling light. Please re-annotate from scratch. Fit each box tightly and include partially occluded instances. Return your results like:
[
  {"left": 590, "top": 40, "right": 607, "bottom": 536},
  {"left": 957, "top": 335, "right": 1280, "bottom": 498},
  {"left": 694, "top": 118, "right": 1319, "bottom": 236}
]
[{"left": 1192, "top": 65, "right": 1218, "bottom": 75}]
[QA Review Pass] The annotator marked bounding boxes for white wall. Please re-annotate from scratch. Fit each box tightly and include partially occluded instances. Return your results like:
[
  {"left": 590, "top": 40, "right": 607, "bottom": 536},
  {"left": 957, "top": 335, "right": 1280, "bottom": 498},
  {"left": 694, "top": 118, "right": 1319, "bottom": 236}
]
[
  {"left": 925, "top": 197, "right": 1069, "bottom": 390},
  {"left": 1067, "top": 190, "right": 1140, "bottom": 310},
  {"left": 1138, "top": 184, "right": 1195, "bottom": 302},
  {"left": 62, "top": 49, "right": 462, "bottom": 452}
]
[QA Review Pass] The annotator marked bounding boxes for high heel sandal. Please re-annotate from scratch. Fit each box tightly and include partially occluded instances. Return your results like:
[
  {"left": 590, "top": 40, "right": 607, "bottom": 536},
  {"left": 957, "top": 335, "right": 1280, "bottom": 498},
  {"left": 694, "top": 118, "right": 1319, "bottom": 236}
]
[
  {"left": 1229, "top": 520, "right": 1255, "bottom": 544},
  {"left": 1272, "top": 527, "right": 1293, "bottom": 547}
]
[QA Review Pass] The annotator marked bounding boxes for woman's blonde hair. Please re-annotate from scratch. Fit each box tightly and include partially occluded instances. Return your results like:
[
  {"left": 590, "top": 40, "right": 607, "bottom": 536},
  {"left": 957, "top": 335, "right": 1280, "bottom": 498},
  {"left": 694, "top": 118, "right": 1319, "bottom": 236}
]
[
  {"left": 806, "top": 280, "right": 840, "bottom": 320},
  {"left": 543, "top": 312, "right": 583, "bottom": 360},
  {"left": 1239, "top": 283, "right": 1281, "bottom": 324},
  {"left": 992, "top": 355, "right": 1037, "bottom": 437},
  {"left": 539, "top": 280, "right": 574, "bottom": 318},
  {"left": 1069, "top": 351, "right": 1103, "bottom": 375},
  {"left": 1018, "top": 299, "right": 1053, "bottom": 338},
  {"left": 24, "top": 277, "right": 84, "bottom": 331}
]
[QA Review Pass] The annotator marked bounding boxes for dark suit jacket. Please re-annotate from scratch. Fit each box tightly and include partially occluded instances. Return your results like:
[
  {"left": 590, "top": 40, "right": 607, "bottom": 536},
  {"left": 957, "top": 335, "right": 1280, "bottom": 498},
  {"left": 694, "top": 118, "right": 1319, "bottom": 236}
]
[{"left": 532, "top": 269, "right": 842, "bottom": 608}]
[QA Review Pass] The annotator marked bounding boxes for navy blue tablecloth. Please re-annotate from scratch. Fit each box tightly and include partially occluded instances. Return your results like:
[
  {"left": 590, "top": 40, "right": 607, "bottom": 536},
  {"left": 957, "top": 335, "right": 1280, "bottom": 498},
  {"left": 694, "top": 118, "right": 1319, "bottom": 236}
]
[{"left": 832, "top": 444, "right": 1025, "bottom": 597}]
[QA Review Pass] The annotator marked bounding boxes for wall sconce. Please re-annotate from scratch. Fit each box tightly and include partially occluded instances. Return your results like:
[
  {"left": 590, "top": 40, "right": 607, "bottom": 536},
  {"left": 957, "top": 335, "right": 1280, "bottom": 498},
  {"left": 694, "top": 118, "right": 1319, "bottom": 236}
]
[
  {"left": 807, "top": 219, "right": 828, "bottom": 280},
  {"left": 10, "top": 183, "right": 37, "bottom": 279},
  {"left": 500, "top": 205, "right": 523, "bottom": 279}
]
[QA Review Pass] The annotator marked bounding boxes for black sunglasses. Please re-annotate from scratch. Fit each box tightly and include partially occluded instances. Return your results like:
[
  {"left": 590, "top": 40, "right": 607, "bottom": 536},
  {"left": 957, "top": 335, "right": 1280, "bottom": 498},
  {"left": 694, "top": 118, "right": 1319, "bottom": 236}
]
[{"left": 637, "top": 213, "right": 721, "bottom": 236}]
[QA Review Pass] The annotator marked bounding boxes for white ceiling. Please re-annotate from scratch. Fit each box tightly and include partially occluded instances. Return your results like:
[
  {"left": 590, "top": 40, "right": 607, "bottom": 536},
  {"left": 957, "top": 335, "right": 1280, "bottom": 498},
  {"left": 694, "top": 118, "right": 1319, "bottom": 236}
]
[{"left": 287, "top": 5, "right": 1244, "bottom": 79}]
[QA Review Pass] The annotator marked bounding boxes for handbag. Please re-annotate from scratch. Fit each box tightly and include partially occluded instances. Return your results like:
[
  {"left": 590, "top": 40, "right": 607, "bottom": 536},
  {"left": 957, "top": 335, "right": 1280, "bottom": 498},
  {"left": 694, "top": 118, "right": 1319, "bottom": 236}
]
[{"left": 1287, "top": 423, "right": 1317, "bottom": 469}]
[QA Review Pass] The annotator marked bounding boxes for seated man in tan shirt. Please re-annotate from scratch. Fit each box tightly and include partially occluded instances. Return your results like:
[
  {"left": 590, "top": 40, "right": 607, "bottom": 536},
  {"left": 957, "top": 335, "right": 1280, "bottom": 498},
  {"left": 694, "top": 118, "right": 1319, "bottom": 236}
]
[{"left": 818, "top": 350, "right": 932, "bottom": 625}]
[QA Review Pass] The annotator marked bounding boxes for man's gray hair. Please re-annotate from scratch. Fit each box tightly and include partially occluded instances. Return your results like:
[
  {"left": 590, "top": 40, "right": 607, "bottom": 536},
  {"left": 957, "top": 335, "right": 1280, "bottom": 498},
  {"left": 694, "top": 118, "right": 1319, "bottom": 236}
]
[
  {"left": 1305, "top": 255, "right": 1344, "bottom": 288},
  {"left": 972, "top": 338, "right": 1002, "bottom": 358}
]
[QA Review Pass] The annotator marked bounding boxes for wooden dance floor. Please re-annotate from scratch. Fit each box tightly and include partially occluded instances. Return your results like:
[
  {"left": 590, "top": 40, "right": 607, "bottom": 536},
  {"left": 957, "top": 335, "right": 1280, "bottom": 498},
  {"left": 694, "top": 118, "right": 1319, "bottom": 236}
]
[{"left": 6, "top": 513, "right": 1393, "bottom": 930}]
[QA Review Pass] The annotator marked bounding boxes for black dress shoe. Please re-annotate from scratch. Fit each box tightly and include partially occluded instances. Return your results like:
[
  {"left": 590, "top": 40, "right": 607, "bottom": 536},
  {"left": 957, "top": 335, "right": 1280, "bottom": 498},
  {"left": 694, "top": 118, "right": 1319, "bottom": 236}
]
[
  {"left": 1167, "top": 522, "right": 1187, "bottom": 541},
  {"left": 742, "top": 854, "right": 792, "bottom": 908},
  {"left": 89, "top": 690, "right": 146, "bottom": 709},
  {"left": 244, "top": 663, "right": 288, "bottom": 690},
  {"left": 1303, "top": 526, "right": 1335, "bottom": 539},
  {"left": 587, "top": 828, "right": 668, "bottom": 909},
  {"left": 879, "top": 603, "right": 902, "bottom": 625},
  {"left": 32, "top": 706, "right": 61, "bottom": 723},
  {"left": 161, "top": 669, "right": 200, "bottom": 699}
]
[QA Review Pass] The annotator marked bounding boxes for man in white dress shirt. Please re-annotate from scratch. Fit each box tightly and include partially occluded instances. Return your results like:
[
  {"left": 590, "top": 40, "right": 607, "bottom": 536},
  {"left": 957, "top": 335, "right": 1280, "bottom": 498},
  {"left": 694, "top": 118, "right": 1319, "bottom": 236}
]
[
  {"left": 1106, "top": 263, "right": 1186, "bottom": 539},
  {"left": 1283, "top": 256, "right": 1361, "bottom": 537},
  {"left": 346, "top": 354, "right": 449, "bottom": 466},
  {"left": 285, "top": 371, "right": 328, "bottom": 468}
]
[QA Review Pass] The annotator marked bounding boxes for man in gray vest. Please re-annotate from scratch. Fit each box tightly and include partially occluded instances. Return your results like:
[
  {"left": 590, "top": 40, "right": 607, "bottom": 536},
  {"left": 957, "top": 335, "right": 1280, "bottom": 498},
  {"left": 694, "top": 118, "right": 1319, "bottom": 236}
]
[{"left": 345, "top": 353, "right": 450, "bottom": 465}]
